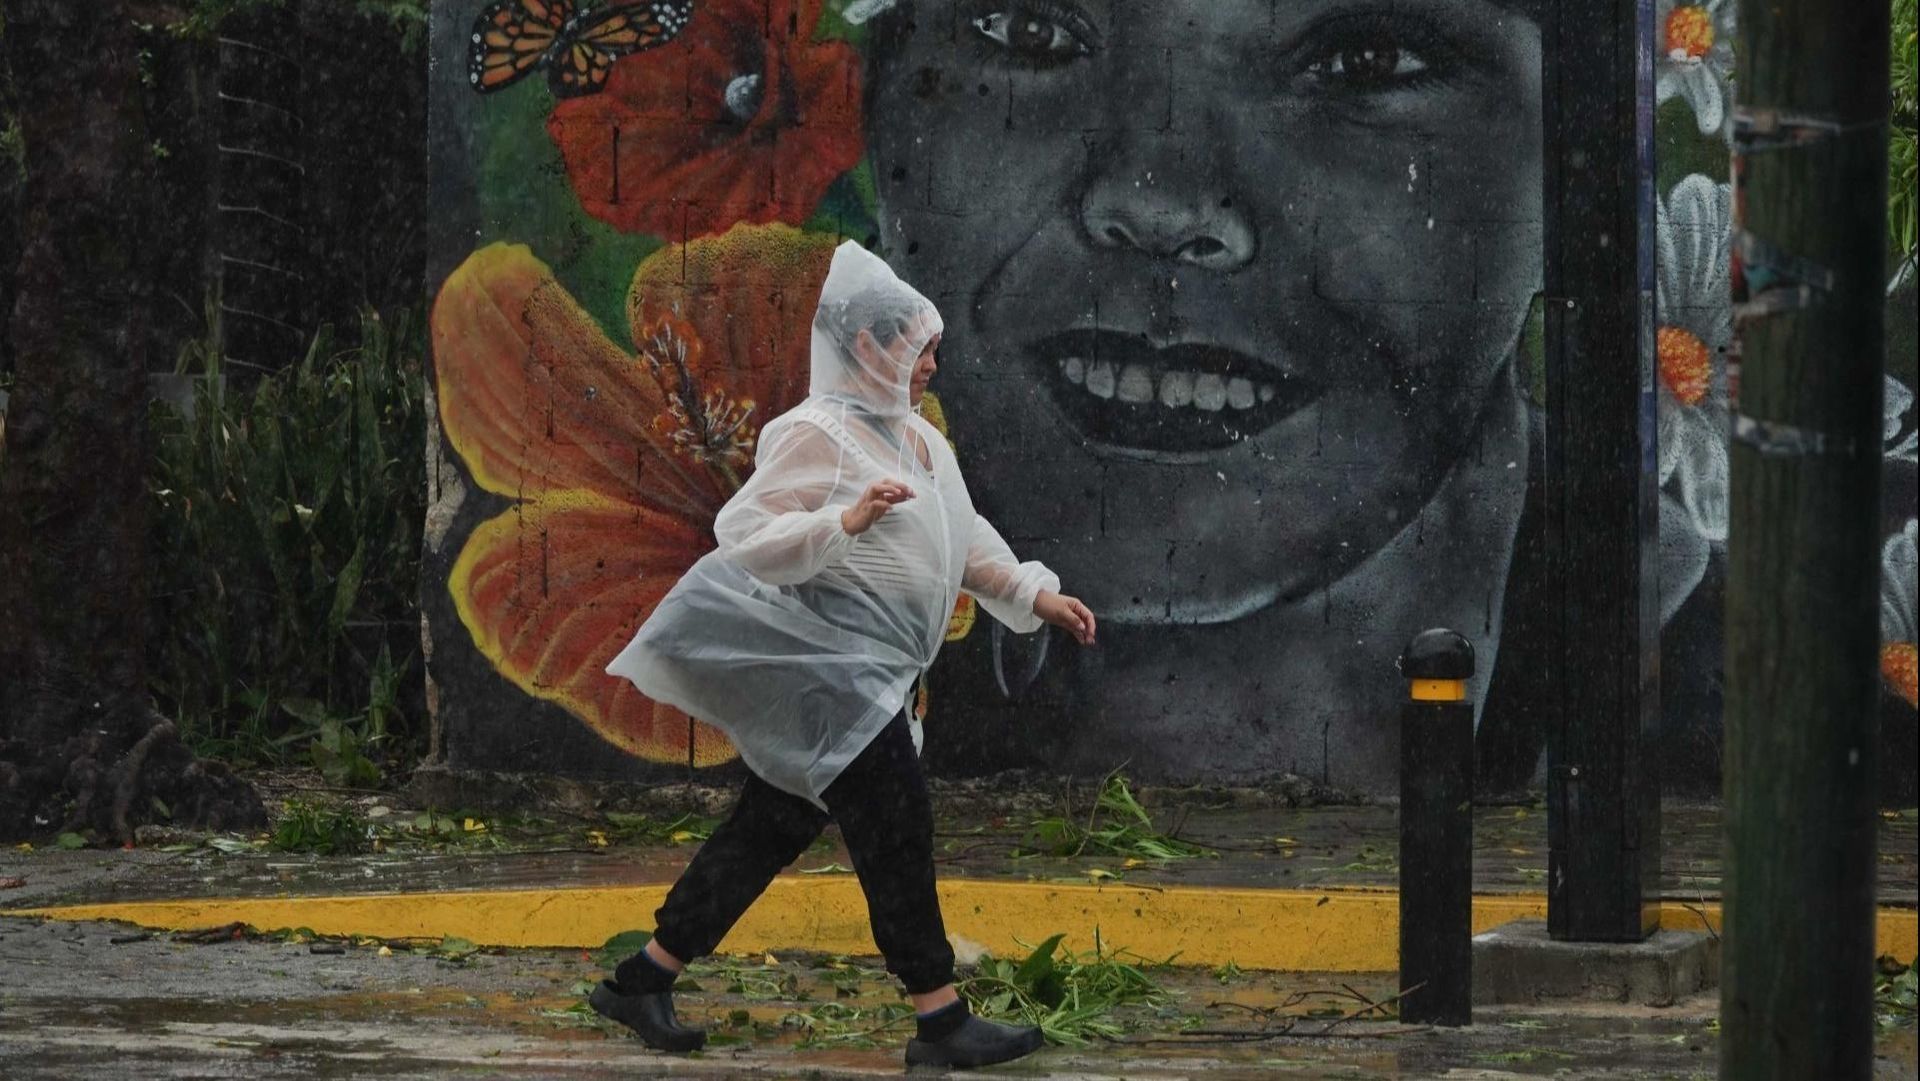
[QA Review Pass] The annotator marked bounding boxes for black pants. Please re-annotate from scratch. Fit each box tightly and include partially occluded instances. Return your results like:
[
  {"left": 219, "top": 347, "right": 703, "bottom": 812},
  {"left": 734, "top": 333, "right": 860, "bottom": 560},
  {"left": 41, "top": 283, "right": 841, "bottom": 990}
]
[{"left": 642, "top": 711, "right": 955, "bottom": 994}]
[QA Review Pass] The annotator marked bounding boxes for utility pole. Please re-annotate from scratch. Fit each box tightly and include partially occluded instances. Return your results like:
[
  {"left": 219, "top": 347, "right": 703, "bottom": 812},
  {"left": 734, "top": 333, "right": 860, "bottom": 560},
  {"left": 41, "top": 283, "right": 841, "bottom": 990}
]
[{"left": 1722, "top": 1, "right": 1890, "bottom": 1078}]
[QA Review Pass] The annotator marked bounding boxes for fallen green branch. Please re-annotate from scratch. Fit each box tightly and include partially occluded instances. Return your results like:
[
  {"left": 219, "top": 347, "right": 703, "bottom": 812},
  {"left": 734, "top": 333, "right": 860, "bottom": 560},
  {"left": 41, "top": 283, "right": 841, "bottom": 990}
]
[
  {"left": 959, "top": 931, "right": 1174, "bottom": 1046},
  {"left": 1017, "top": 770, "right": 1216, "bottom": 863}
]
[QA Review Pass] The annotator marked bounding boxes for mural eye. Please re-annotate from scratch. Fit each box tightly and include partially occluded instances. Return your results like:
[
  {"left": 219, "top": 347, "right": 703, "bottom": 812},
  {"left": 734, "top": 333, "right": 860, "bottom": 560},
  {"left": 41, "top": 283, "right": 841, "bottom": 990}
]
[
  {"left": 1307, "top": 38, "right": 1431, "bottom": 89},
  {"left": 971, "top": 5, "right": 1095, "bottom": 66}
]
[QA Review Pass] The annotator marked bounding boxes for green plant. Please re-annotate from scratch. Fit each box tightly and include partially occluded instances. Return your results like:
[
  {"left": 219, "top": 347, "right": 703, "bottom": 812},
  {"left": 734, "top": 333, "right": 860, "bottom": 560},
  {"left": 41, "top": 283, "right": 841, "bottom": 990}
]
[
  {"left": 782, "top": 999, "right": 917, "bottom": 1049},
  {"left": 345, "top": 1, "right": 430, "bottom": 51},
  {"left": 592, "top": 929, "right": 654, "bottom": 970},
  {"left": 148, "top": 304, "right": 427, "bottom": 781},
  {"left": 1878, "top": 958, "right": 1918, "bottom": 1029},
  {"left": 387, "top": 810, "right": 505, "bottom": 849},
  {"left": 166, "top": 1, "right": 428, "bottom": 51},
  {"left": 1019, "top": 772, "right": 1213, "bottom": 862},
  {"left": 270, "top": 800, "right": 370, "bottom": 855},
  {"left": 283, "top": 697, "right": 382, "bottom": 788},
  {"left": 602, "top": 811, "right": 721, "bottom": 846},
  {"left": 1892, "top": 0, "right": 1918, "bottom": 277},
  {"left": 417, "top": 935, "right": 481, "bottom": 963},
  {"left": 960, "top": 932, "right": 1172, "bottom": 1046},
  {"left": 1330, "top": 843, "right": 1399, "bottom": 874}
]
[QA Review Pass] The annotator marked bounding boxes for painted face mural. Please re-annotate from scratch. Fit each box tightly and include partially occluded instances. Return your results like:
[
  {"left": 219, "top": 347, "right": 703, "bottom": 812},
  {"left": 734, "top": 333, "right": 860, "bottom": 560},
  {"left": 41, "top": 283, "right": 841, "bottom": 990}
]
[
  {"left": 425, "top": 0, "right": 1919, "bottom": 797},
  {"left": 864, "top": 0, "right": 1543, "bottom": 786}
]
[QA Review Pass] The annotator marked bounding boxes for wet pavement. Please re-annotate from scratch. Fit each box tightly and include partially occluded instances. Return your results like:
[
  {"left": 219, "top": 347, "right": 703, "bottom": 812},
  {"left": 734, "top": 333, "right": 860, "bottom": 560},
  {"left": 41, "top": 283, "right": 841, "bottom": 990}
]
[
  {"left": 8, "top": 914, "right": 1915, "bottom": 1079},
  {"left": 3, "top": 786, "right": 1915, "bottom": 1077},
  {"left": 4, "top": 799, "right": 1913, "bottom": 912}
]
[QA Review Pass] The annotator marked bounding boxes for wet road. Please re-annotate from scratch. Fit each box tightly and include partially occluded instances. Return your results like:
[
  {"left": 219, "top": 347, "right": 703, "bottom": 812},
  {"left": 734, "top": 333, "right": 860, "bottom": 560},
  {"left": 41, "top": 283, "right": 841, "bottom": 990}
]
[{"left": 5, "top": 916, "right": 1916, "bottom": 1080}]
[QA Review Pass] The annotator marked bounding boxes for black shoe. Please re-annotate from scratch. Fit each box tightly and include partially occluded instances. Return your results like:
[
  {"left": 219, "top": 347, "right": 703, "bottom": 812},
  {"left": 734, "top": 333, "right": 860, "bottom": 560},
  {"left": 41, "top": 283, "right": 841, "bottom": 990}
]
[
  {"left": 905, "top": 1015, "right": 1046, "bottom": 1069},
  {"left": 587, "top": 979, "right": 707, "bottom": 1052}
]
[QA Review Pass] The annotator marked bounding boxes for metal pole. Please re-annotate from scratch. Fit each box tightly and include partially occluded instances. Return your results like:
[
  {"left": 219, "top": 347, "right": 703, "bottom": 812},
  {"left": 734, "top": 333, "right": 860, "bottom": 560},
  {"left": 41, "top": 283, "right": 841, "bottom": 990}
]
[
  {"left": 1540, "top": 0, "right": 1664, "bottom": 944},
  {"left": 1398, "top": 629, "right": 1475, "bottom": 1027}
]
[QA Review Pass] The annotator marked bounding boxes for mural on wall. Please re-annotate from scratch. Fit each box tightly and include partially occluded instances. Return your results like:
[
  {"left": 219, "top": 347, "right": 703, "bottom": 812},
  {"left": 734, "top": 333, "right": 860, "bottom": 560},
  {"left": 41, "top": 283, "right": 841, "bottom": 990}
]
[
  {"left": 432, "top": 223, "right": 978, "bottom": 767},
  {"left": 424, "top": 0, "right": 1919, "bottom": 794}
]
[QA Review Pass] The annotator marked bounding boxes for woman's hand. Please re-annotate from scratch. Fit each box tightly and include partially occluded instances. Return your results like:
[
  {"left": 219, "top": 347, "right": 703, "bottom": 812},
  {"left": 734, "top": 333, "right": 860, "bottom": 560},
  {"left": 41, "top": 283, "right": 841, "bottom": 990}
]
[
  {"left": 841, "top": 479, "right": 915, "bottom": 536},
  {"left": 1033, "top": 590, "right": 1097, "bottom": 646}
]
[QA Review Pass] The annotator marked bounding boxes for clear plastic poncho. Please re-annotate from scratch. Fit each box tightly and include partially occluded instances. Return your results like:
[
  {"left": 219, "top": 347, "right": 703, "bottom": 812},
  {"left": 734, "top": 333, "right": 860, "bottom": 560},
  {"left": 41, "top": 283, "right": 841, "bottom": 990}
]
[{"left": 605, "top": 241, "right": 1059, "bottom": 808}]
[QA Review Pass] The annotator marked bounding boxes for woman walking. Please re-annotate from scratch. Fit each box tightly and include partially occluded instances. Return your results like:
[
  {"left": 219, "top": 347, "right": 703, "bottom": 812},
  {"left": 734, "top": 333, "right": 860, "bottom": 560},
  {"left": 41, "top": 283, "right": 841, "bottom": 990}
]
[{"left": 596, "top": 240, "right": 1097, "bottom": 1069}]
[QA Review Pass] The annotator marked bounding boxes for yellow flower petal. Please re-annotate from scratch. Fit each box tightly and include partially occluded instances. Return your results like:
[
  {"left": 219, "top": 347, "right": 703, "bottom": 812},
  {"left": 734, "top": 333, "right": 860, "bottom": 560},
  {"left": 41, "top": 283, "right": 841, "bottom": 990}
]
[
  {"left": 945, "top": 594, "right": 977, "bottom": 642},
  {"left": 920, "top": 390, "right": 956, "bottom": 448}
]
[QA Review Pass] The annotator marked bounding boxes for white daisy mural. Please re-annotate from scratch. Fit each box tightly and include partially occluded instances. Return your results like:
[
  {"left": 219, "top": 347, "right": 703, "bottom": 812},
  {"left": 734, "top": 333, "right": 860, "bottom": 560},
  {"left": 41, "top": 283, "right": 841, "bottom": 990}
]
[
  {"left": 1886, "top": 375, "right": 1918, "bottom": 465},
  {"left": 1883, "top": 518, "right": 1919, "bottom": 708},
  {"left": 1656, "top": 174, "right": 1734, "bottom": 546},
  {"left": 1656, "top": 0, "right": 1738, "bottom": 138}
]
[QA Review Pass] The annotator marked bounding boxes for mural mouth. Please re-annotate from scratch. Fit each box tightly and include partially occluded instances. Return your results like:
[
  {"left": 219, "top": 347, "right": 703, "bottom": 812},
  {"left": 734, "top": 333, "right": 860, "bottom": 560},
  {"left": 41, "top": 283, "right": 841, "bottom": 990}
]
[{"left": 1029, "top": 330, "right": 1320, "bottom": 455}]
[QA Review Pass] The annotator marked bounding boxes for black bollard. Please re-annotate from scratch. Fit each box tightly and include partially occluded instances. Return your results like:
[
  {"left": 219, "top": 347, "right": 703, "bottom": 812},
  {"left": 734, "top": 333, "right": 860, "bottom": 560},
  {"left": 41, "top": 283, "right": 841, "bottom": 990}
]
[{"left": 1397, "top": 628, "right": 1475, "bottom": 1027}]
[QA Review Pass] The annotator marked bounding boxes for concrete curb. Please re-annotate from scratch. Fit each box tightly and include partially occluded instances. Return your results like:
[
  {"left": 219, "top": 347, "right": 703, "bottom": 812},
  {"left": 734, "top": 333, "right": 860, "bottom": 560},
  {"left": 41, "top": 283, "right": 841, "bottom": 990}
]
[{"left": 9, "top": 879, "right": 1915, "bottom": 971}]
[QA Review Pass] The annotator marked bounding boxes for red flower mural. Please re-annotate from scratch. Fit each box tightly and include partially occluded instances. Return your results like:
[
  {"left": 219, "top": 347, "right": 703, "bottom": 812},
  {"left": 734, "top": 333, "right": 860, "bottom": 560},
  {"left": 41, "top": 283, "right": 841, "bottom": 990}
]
[{"left": 546, "top": 0, "right": 863, "bottom": 239}]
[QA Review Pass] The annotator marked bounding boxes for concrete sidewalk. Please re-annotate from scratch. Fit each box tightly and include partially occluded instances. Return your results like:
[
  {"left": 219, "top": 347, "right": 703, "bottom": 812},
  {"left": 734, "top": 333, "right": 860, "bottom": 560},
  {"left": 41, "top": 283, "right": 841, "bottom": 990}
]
[{"left": 8, "top": 913, "right": 1915, "bottom": 1080}]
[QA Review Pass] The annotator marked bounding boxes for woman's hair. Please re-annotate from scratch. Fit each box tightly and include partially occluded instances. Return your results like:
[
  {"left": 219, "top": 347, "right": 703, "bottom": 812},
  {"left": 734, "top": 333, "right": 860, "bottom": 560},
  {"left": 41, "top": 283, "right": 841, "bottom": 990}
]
[
  {"left": 809, "top": 240, "right": 941, "bottom": 412},
  {"left": 814, "top": 279, "right": 933, "bottom": 354}
]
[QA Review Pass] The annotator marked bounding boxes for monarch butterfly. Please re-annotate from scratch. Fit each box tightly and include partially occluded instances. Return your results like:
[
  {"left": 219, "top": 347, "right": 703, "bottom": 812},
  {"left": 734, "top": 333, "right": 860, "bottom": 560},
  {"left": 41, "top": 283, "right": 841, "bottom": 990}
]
[{"left": 467, "top": 0, "right": 696, "bottom": 99}]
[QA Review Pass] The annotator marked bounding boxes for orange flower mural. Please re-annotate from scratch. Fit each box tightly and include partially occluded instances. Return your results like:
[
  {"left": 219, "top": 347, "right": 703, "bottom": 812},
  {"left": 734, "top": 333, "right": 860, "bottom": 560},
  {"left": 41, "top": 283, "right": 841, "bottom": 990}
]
[
  {"left": 546, "top": 0, "right": 863, "bottom": 239},
  {"left": 433, "top": 224, "right": 835, "bottom": 763},
  {"left": 1885, "top": 643, "right": 1919, "bottom": 709},
  {"left": 432, "top": 223, "right": 977, "bottom": 763}
]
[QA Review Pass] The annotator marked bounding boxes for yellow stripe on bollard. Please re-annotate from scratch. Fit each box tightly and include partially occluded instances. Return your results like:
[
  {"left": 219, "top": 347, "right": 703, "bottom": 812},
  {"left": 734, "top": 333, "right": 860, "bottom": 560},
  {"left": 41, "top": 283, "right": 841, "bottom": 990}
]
[{"left": 1409, "top": 678, "right": 1468, "bottom": 702}]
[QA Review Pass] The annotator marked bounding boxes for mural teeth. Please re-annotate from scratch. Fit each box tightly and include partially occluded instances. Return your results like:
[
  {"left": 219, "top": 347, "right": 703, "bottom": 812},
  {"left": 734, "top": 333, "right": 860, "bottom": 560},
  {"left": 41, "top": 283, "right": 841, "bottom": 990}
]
[
  {"left": 1159, "top": 370, "right": 1195, "bottom": 408},
  {"left": 1227, "top": 377, "right": 1256, "bottom": 410},
  {"left": 1085, "top": 361, "right": 1117, "bottom": 399},
  {"left": 1193, "top": 373, "right": 1228, "bottom": 411},
  {"left": 1117, "top": 363, "right": 1155, "bottom": 403},
  {"left": 1052, "top": 353, "right": 1283, "bottom": 412}
]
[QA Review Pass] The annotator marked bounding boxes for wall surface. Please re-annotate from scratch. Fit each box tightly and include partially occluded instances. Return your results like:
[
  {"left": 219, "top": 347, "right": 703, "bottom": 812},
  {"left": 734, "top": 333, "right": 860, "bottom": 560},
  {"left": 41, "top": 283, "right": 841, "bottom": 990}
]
[{"left": 422, "top": 0, "right": 1918, "bottom": 798}]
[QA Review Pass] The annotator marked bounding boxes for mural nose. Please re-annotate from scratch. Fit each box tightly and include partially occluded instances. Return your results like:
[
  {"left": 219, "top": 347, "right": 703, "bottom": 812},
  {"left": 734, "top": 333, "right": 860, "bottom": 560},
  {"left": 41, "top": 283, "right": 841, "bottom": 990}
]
[{"left": 1082, "top": 188, "right": 1254, "bottom": 272}]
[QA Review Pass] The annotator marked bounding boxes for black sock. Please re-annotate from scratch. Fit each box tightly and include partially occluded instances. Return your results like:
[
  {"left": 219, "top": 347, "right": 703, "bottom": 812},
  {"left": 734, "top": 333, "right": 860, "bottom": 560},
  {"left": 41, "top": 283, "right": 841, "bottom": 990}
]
[
  {"left": 914, "top": 998, "right": 970, "bottom": 1042},
  {"left": 613, "top": 946, "right": 679, "bottom": 995}
]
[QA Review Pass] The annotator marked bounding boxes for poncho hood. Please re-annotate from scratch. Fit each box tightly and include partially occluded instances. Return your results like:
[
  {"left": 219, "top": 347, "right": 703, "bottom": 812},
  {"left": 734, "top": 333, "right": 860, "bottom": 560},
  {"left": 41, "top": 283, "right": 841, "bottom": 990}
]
[{"left": 809, "top": 241, "right": 942, "bottom": 418}]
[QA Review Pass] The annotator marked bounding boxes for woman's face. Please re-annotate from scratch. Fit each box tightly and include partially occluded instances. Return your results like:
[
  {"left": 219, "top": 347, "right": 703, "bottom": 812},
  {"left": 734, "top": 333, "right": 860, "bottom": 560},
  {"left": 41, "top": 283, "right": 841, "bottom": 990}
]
[
  {"left": 910, "top": 334, "right": 941, "bottom": 407},
  {"left": 869, "top": 0, "right": 1542, "bottom": 623},
  {"left": 851, "top": 316, "right": 941, "bottom": 408}
]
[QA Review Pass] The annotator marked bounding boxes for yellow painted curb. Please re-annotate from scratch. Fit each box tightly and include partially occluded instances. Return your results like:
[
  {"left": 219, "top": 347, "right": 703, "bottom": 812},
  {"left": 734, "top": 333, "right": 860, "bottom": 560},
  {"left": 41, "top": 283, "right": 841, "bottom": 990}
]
[{"left": 8, "top": 881, "right": 1914, "bottom": 970}]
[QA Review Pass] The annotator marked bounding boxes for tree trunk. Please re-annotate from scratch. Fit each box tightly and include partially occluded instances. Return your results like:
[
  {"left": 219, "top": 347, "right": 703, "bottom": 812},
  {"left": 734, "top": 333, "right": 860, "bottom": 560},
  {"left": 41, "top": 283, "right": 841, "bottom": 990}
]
[
  {"left": 1722, "top": 1, "right": 1889, "bottom": 1078},
  {"left": 0, "top": 0, "right": 263, "bottom": 842}
]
